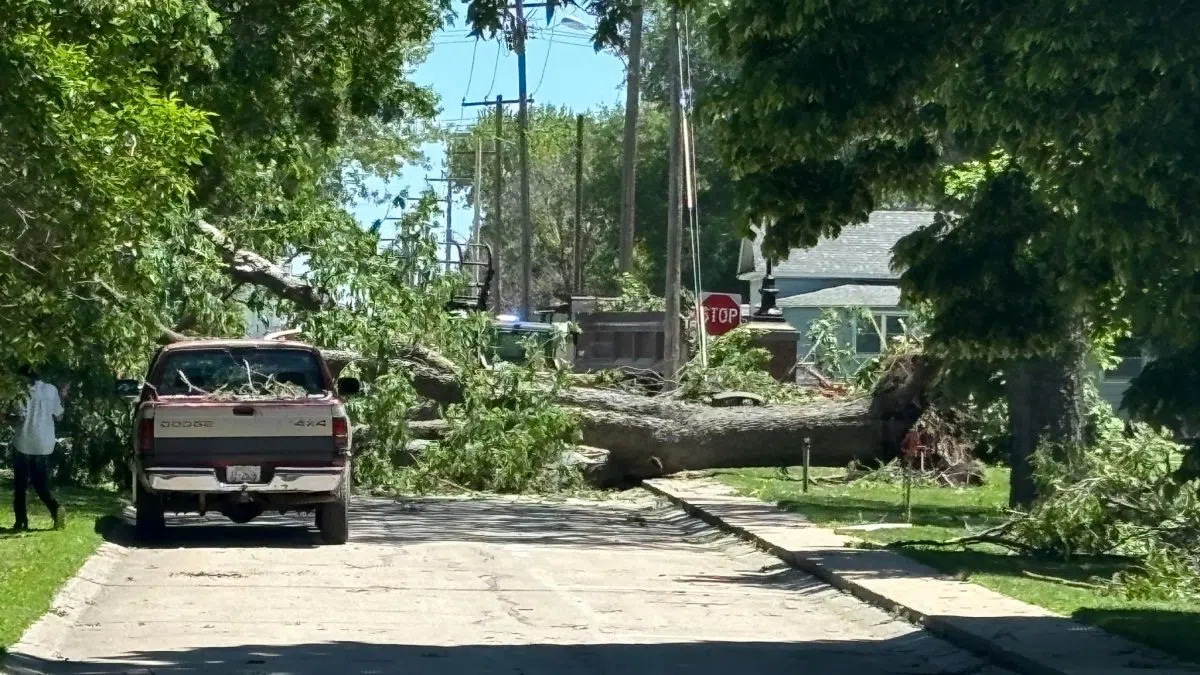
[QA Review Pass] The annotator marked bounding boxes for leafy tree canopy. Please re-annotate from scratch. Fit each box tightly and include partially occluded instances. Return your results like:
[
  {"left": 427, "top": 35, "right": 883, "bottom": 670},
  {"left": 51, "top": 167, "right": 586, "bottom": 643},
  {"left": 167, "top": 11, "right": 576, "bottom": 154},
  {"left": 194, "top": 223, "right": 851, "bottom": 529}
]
[
  {"left": 1, "top": 0, "right": 447, "bottom": 390},
  {"left": 705, "top": 0, "right": 1200, "bottom": 424},
  {"left": 1, "top": 0, "right": 217, "bottom": 381}
]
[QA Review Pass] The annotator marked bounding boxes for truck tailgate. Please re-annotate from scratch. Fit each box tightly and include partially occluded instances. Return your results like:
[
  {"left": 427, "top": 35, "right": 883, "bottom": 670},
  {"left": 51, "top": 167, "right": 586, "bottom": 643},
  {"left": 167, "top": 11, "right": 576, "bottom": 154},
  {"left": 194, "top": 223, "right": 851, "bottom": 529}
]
[{"left": 149, "top": 401, "right": 337, "bottom": 467}]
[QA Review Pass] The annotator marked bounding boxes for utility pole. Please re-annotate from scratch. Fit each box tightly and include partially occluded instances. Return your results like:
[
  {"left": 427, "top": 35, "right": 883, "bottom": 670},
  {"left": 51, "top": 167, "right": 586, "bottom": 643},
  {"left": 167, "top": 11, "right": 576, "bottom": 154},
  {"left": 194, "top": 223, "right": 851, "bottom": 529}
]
[
  {"left": 573, "top": 114, "right": 585, "bottom": 294},
  {"left": 619, "top": 2, "right": 643, "bottom": 274},
  {"left": 463, "top": 95, "right": 524, "bottom": 313},
  {"left": 663, "top": 9, "right": 683, "bottom": 388},
  {"left": 472, "top": 138, "right": 484, "bottom": 245},
  {"left": 427, "top": 175, "right": 467, "bottom": 273},
  {"left": 443, "top": 176, "right": 453, "bottom": 271},
  {"left": 514, "top": 0, "right": 534, "bottom": 321},
  {"left": 494, "top": 97, "right": 505, "bottom": 310}
]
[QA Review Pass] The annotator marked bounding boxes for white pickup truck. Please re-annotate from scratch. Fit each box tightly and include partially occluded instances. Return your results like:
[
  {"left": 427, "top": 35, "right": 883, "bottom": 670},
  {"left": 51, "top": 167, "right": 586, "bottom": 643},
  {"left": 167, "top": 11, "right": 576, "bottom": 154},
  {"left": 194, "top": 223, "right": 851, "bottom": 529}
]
[{"left": 117, "top": 339, "right": 359, "bottom": 544}]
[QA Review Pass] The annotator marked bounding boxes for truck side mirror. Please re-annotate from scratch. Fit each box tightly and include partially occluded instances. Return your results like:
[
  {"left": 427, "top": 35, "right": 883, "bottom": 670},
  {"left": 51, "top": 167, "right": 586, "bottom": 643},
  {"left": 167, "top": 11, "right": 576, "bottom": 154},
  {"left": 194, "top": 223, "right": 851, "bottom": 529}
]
[
  {"left": 115, "top": 379, "right": 141, "bottom": 398},
  {"left": 336, "top": 377, "right": 361, "bottom": 397}
]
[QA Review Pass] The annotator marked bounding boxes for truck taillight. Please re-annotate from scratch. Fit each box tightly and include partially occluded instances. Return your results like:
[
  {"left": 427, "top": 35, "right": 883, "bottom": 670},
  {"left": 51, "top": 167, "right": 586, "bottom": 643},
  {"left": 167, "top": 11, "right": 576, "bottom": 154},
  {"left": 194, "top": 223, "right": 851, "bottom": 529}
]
[
  {"left": 138, "top": 418, "right": 154, "bottom": 454},
  {"left": 332, "top": 416, "right": 349, "bottom": 454}
]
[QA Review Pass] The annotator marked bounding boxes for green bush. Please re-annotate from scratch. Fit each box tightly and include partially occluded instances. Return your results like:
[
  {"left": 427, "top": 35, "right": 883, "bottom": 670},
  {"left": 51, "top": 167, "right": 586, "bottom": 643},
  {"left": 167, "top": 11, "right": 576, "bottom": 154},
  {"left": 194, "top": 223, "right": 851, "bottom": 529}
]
[
  {"left": 405, "top": 334, "right": 583, "bottom": 493},
  {"left": 679, "top": 327, "right": 812, "bottom": 403},
  {"left": 996, "top": 405, "right": 1200, "bottom": 600}
]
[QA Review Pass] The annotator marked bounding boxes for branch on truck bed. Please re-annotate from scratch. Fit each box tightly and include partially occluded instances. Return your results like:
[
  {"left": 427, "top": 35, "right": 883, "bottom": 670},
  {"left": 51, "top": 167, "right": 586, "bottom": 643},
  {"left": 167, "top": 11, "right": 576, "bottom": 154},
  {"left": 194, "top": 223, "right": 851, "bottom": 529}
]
[{"left": 197, "top": 220, "right": 333, "bottom": 312}]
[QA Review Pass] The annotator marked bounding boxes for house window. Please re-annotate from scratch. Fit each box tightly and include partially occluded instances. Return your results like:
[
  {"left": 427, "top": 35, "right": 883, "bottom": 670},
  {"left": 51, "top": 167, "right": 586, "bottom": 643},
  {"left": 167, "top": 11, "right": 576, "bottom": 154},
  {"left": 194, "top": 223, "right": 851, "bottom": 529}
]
[{"left": 854, "top": 312, "right": 911, "bottom": 355}]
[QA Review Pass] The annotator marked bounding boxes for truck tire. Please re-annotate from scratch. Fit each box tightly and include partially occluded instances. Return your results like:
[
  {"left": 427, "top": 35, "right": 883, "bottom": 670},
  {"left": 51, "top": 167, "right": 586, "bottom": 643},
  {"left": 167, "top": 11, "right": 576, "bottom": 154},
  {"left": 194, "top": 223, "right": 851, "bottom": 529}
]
[
  {"left": 316, "top": 469, "right": 350, "bottom": 545},
  {"left": 135, "top": 485, "right": 166, "bottom": 543}
]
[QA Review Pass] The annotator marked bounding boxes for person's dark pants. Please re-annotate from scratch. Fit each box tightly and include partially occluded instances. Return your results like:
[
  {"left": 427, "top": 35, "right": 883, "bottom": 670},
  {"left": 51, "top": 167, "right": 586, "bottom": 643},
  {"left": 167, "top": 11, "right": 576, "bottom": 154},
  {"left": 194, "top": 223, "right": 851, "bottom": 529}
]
[{"left": 12, "top": 451, "right": 58, "bottom": 528}]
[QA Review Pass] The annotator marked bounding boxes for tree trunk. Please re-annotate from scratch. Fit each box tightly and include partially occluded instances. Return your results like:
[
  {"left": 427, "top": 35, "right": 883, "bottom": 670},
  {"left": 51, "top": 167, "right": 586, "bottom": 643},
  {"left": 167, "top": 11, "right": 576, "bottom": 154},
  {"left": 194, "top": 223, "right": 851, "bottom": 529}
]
[
  {"left": 1006, "top": 333, "right": 1086, "bottom": 508},
  {"left": 396, "top": 345, "right": 934, "bottom": 486},
  {"left": 562, "top": 388, "right": 894, "bottom": 481},
  {"left": 618, "top": 2, "right": 643, "bottom": 274}
]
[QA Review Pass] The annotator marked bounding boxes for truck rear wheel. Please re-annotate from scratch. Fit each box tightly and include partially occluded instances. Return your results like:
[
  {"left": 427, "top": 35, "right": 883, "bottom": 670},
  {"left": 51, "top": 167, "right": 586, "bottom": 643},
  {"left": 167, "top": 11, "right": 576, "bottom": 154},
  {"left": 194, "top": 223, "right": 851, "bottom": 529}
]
[
  {"left": 135, "top": 485, "right": 166, "bottom": 543},
  {"left": 316, "top": 469, "right": 350, "bottom": 545}
]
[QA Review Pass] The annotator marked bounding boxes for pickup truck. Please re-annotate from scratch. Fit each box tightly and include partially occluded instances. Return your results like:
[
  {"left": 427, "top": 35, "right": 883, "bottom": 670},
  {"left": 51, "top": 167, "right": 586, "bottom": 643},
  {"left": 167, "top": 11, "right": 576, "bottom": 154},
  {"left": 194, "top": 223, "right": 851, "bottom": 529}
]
[{"left": 117, "top": 339, "right": 360, "bottom": 545}]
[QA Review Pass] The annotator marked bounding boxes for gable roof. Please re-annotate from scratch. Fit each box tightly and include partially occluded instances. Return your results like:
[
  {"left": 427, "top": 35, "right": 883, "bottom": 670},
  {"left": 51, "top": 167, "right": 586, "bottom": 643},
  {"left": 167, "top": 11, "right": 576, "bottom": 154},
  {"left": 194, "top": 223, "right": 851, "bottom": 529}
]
[
  {"left": 775, "top": 284, "right": 902, "bottom": 309},
  {"left": 737, "top": 210, "right": 935, "bottom": 281}
]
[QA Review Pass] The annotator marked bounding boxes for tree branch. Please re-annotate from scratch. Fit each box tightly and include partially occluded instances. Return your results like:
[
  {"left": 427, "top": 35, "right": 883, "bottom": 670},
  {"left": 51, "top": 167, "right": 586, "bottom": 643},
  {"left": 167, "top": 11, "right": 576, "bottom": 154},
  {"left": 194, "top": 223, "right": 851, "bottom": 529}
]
[
  {"left": 84, "top": 277, "right": 191, "bottom": 343},
  {"left": 196, "top": 220, "right": 333, "bottom": 312}
]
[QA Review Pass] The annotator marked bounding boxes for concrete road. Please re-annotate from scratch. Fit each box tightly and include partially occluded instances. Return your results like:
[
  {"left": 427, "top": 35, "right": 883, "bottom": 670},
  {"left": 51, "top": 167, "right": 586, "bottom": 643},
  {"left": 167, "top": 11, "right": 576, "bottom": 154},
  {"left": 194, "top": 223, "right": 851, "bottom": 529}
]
[{"left": 8, "top": 493, "right": 1012, "bottom": 675}]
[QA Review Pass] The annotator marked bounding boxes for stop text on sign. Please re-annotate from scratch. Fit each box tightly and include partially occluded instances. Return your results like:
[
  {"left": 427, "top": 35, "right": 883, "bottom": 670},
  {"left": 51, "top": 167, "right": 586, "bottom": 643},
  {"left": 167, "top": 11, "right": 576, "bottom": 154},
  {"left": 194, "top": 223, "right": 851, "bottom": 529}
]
[
  {"left": 701, "top": 292, "right": 743, "bottom": 336},
  {"left": 704, "top": 306, "right": 740, "bottom": 324}
]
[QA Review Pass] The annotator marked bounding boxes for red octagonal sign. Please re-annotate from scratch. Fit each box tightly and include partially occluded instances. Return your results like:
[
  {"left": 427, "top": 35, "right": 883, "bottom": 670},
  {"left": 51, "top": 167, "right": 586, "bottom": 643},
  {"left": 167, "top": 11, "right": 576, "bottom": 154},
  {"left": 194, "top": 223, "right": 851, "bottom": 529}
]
[{"left": 701, "top": 292, "right": 742, "bottom": 336}]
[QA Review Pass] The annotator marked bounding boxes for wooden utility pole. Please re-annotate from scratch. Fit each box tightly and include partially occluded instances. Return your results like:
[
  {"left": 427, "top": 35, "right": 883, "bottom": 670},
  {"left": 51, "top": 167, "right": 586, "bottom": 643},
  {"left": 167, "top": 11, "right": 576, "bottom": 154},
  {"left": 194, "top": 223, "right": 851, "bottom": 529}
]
[
  {"left": 443, "top": 175, "right": 453, "bottom": 271},
  {"left": 573, "top": 114, "right": 585, "bottom": 294},
  {"left": 472, "top": 138, "right": 484, "bottom": 245},
  {"left": 427, "top": 175, "right": 469, "bottom": 273},
  {"left": 663, "top": 9, "right": 683, "bottom": 388},
  {"left": 618, "top": 2, "right": 643, "bottom": 274},
  {"left": 514, "top": 0, "right": 534, "bottom": 320},
  {"left": 463, "top": 95, "right": 521, "bottom": 312},
  {"left": 493, "top": 96, "right": 505, "bottom": 310}
]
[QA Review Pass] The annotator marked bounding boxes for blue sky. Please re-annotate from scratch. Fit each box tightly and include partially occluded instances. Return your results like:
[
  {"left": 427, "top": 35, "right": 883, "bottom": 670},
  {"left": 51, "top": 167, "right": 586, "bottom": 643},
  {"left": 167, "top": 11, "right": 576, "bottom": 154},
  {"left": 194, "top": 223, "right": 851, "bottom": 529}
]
[{"left": 350, "top": 1, "right": 627, "bottom": 244}]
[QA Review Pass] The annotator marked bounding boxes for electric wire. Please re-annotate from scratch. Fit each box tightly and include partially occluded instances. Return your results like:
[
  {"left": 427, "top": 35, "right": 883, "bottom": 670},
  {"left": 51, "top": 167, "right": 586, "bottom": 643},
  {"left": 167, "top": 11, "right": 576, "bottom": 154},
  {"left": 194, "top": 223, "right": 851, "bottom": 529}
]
[
  {"left": 484, "top": 41, "right": 502, "bottom": 98},
  {"left": 463, "top": 36, "right": 480, "bottom": 102},
  {"left": 531, "top": 21, "right": 557, "bottom": 97},
  {"left": 682, "top": 9, "right": 707, "bottom": 365}
]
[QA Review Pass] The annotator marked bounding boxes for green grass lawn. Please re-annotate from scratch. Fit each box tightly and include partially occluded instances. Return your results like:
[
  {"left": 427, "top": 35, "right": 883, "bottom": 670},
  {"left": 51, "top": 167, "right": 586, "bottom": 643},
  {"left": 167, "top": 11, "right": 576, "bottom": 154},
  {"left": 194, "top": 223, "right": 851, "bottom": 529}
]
[
  {"left": 715, "top": 467, "right": 1200, "bottom": 664},
  {"left": 0, "top": 476, "right": 123, "bottom": 652}
]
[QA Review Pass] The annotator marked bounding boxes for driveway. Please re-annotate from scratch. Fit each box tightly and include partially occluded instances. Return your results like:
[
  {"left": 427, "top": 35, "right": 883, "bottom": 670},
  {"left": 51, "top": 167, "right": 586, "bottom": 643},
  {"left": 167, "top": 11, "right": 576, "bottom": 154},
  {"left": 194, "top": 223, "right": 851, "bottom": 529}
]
[{"left": 7, "top": 492, "right": 1012, "bottom": 674}]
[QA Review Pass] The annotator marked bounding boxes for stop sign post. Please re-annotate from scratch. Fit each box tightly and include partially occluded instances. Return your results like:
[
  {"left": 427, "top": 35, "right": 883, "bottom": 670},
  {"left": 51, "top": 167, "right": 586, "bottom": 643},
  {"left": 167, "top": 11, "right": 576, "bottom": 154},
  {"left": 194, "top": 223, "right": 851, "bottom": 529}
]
[{"left": 701, "top": 292, "right": 742, "bottom": 336}]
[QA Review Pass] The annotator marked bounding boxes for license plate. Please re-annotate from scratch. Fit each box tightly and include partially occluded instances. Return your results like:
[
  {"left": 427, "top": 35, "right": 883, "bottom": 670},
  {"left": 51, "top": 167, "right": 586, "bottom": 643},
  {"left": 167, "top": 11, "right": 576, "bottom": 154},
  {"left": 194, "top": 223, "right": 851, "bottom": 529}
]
[{"left": 226, "top": 465, "right": 261, "bottom": 483}]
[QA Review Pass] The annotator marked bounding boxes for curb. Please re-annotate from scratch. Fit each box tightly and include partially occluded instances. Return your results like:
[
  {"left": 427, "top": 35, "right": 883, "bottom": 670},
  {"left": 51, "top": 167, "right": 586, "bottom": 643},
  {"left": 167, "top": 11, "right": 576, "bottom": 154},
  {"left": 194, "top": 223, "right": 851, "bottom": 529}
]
[
  {"left": 643, "top": 479, "right": 1160, "bottom": 675},
  {"left": 3, "top": 521, "right": 131, "bottom": 675}
]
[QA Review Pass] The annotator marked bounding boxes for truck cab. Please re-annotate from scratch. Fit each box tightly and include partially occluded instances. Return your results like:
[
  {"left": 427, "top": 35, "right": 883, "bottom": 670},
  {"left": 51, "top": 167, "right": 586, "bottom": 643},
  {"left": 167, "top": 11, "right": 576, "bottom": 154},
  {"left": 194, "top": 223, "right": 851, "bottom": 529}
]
[{"left": 118, "top": 339, "right": 359, "bottom": 544}]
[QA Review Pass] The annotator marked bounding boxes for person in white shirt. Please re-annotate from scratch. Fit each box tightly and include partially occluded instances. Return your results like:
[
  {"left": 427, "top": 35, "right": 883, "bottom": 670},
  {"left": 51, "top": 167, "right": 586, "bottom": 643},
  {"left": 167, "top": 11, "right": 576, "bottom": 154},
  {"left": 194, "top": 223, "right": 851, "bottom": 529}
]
[{"left": 10, "top": 365, "right": 68, "bottom": 531}]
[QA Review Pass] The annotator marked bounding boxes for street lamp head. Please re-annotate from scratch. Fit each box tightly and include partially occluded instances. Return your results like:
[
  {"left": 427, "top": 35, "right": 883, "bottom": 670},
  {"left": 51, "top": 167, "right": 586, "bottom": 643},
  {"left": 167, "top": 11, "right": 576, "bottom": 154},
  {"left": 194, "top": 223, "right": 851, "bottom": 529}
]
[{"left": 558, "top": 17, "right": 591, "bottom": 31}]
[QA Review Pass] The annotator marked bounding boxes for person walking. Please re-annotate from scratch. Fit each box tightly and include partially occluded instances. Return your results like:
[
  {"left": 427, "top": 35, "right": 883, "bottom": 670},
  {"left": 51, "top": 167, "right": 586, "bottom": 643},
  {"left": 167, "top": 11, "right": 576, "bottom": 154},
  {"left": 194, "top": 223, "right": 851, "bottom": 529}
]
[{"left": 10, "top": 365, "right": 68, "bottom": 531}]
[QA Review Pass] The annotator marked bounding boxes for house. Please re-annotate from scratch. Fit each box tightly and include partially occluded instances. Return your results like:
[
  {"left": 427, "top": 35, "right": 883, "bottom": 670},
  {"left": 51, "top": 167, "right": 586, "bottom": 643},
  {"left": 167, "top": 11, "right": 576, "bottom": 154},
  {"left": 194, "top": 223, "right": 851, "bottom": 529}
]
[
  {"left": 736, "top": 210, "right": 934, "bottom": 364},
  {"left": 734, "top": 210, "right": 1145, "bottom": 412}
]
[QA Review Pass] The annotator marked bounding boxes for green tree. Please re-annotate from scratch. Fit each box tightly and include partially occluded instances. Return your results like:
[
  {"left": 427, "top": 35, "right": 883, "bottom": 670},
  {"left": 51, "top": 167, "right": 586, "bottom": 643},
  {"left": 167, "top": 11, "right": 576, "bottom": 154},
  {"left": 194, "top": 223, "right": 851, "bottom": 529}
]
[
  {"left": 703, "top": 0, "right": 1200, "bottom": 505},
  {"left": 448, "top": 106, "right": 619, "bottom": 311},
  {"left": 0, "top": 0, "right": 217, "bottom": 387},
  {"left": 2, "top": 0, "right": 449, "bottom": 483},
  {"left": 616, "top": 7, "right": 742, "bottom": 296}
]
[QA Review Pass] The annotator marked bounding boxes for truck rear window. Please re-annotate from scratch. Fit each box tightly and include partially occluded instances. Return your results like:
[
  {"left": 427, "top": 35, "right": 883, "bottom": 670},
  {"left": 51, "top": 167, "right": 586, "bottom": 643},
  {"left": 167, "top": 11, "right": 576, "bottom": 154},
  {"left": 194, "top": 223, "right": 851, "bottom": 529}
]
[{"left": 154, "top": 348, "right": 327, "bottom": 397}]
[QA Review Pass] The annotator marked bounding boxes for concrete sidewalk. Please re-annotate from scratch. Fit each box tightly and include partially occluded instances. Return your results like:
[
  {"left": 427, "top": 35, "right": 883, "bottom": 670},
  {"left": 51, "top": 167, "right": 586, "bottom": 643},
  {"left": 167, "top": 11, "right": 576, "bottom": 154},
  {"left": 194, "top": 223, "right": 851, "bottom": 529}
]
[{"left": 645, "top": 477, "right": 1200, "bottom": 675}]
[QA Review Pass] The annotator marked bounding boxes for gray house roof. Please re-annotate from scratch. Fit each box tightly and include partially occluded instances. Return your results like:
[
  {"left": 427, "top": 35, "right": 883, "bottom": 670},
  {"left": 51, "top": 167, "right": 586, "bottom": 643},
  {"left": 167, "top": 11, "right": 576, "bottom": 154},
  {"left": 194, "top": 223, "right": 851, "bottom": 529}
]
[
  {"left": 737, "top": 210, "right": 935, "bottom": 281},
  {"left": 775, "top": 284, "right": 902, "bottom": 309}
]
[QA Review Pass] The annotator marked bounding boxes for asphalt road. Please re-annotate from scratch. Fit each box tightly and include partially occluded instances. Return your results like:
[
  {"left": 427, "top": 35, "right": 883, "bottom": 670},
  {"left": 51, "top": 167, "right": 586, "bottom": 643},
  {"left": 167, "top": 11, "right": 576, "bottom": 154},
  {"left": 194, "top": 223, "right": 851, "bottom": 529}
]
[{"left": 8, "top": 492, "right": 1013, "bottom": 675}]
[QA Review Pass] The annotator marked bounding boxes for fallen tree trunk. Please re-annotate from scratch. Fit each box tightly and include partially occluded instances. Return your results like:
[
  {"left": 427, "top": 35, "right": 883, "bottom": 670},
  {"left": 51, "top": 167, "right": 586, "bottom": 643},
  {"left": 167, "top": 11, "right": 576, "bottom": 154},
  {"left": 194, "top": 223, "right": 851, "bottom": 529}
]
[{"left": 395, "top": 346, "right": 933, "bottom": 485}]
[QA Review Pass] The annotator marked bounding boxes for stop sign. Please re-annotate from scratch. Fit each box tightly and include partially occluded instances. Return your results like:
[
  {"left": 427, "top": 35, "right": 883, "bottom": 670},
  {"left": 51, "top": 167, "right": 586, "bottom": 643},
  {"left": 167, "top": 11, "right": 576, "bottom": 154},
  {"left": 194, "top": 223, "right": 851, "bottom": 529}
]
[{"left": 701, "top": 293, "right": 742, "bottom": 336}]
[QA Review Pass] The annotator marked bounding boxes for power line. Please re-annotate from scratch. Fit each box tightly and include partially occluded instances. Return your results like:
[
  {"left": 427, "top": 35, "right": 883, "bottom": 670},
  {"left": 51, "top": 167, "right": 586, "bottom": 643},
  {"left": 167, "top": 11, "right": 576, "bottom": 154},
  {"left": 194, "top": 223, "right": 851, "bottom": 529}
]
[
  {"left": 683, "top": 9, "right": 706, "bottom": 365},
  {"left": 484, "top": 41, "right": 502, "bottom": 97},
  {"left": 531, "top": 22, "right": 557, "bottom": 96},
  {"left": 546, "top": 36, "right": 595, "bottom": 48},
  {"left": 463, "top": 37, "right": 480, "bottom": 101}
]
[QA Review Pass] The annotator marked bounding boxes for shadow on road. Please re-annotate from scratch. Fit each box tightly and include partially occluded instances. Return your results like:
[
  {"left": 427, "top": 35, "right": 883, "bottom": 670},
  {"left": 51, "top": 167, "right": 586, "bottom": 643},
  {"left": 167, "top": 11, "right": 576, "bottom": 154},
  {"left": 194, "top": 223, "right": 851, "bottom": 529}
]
[
  {"left": 4, "top": 634, "right": 1004, "bottom": 675},
  {"left": 99, "top": 495, "right": 710, "bottom": 551},
  {"left": 98, "top": 512, "right": 321, "bottom": 550}
]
